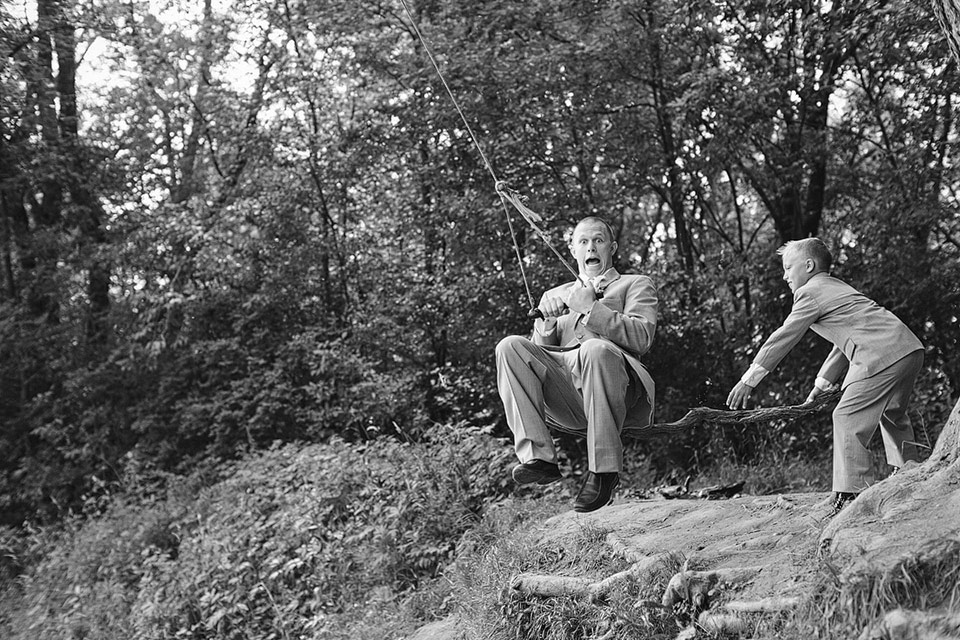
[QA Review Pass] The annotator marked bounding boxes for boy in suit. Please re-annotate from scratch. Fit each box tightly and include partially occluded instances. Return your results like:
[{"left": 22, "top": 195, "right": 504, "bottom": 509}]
[
  {"left": 496, "top": 217, "right": 658, "bottom": 512},
  {"left": 726, "top": 238, "right": 924, "bottom": 515}
]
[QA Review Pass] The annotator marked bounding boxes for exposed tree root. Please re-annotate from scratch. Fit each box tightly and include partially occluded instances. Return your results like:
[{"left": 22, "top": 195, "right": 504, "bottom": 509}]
[
  {"left": 696, "top": 611, "right": 751, "bottom": 635},
  {"left": 722, "top": 595, "right": 802, "bottom": 612},
  {"left": 859, "top": 608, "right": 960, "bottom": 640},
  {"left": 661, "top": 565, "right": 763, "bottom": 609},
  {"left": 688, "top": 595, "right": 802, "bottom": 637},
  {"left": 510, "top": 553, "right": 668, "bottom": 599},
  {"left": 509, "top": 397, "right": 960, "bottom": 638}
]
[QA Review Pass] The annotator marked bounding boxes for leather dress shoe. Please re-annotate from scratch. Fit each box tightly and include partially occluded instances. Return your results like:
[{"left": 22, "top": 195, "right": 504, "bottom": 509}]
[
  {"left": 574, "top": 471, "right": 619, "bottom": 512},
  {"left": 512, "top": 459, "right": 563, "bottom": 485}
]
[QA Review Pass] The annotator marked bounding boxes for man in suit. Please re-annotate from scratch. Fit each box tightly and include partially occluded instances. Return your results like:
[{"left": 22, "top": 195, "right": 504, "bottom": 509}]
[
  {"left": 496, "top": 216, "right": 658, "bottom": 512},
  {"left": 726, "top": 238, "right": 924, "bottom": 515}
]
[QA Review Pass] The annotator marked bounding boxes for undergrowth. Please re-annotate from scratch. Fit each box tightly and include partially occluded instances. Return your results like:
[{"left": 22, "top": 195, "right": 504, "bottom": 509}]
[
  {"left": 2, "top": 424, "right": 956, "bottom": 640},
  {"left": 0, "top": 424, "right": 517, "bottom": 640}
]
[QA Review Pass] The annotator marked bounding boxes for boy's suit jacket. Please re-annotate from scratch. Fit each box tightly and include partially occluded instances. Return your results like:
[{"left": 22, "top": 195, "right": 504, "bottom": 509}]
[
  {"left": 532, "top": 271, "right": 658, "bottom": 429},
  {"left": 752, "top": 273, "right": 922, "bottom": 389}
]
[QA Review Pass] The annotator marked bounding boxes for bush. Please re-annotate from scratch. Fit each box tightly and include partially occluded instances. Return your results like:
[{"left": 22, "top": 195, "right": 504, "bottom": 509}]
[
  {"left": 0, "top": 425, "right": 516, "bottom": 640},
  {"left": 0, "top": 497, "right": 188, "bottom": 640}
]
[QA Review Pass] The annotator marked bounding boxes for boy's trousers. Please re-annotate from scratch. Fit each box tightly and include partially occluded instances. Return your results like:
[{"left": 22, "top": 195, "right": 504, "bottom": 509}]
[{"left": 832, "top": 350, "right": 923, "bottom": 493}]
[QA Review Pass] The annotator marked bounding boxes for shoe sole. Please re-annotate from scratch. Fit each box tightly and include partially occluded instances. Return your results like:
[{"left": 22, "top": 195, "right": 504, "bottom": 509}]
[
  {"left": 512, "top": 464, "right": 563, "bottom": 484},
  {"left": 512, "top": 468, "right": 563, "bottom": 485}
]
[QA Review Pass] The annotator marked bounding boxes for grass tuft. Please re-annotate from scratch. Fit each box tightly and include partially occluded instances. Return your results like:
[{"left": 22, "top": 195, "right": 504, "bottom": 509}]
[{"left": 772, "top": 538, "right": 960, "bottom": 639}]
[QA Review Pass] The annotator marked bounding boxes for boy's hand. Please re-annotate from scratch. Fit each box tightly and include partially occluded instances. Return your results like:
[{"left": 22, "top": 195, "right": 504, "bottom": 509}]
[
  {"left": 804, "top": 379, "right": 837, "bottom": 404},
  {"left": 726, "top": 381, "right": 755, "bottom": 409}
]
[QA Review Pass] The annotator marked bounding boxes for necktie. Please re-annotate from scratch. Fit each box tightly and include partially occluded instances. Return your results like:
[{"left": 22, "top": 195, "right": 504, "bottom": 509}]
[{"left": 591, "top": 276, "right": 606, "bottom": 297}]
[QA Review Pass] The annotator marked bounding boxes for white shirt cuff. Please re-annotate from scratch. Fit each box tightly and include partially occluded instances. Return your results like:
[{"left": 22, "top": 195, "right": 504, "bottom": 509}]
[
  {"left": 814, "top": 376, "right": 835, "bottom": 391},
  {"left": 739, "top": 363, "right": 770, "bottom": 388}
]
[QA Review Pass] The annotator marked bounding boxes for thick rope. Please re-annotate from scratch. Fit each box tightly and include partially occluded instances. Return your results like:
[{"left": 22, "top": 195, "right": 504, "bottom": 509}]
[
  {"left": 397, "top": 0, "right": 534, "bottom": 307},
  {"left": 496, "top": 183, "right": 581, "bottom": 280}
]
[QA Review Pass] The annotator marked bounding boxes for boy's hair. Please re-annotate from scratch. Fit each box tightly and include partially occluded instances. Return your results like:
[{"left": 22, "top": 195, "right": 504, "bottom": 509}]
[{"left": 777, "top": 238, "right": 833, "bottom": 271}]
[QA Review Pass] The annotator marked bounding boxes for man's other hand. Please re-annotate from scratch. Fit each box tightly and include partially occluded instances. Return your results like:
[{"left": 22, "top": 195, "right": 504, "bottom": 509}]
[{"left": 566, "top": 284, "right": 597, "bottom": 314}]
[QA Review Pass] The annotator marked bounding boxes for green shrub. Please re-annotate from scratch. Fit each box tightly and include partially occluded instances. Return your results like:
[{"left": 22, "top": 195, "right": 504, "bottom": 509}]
[
  {"left": 1, "top": 425, "right": 516, "bottom": 640},
  {"left": 0, "top": 496, "right": 188, "bottom": 640}
]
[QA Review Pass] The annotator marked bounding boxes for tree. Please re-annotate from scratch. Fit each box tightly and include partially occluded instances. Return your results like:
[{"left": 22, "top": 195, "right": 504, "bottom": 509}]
[{"left": 0, "top": 0, "right": 123, "bottom": 521}]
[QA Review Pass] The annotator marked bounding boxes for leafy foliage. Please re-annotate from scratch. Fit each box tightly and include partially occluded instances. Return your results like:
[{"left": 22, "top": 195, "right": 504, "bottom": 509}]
[{"left": 0, "top": 429, "right": 516, "bottom": 639}]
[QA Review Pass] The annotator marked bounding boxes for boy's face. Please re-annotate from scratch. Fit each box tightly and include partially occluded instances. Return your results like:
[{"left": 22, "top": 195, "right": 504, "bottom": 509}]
[
  {"left": 782, "top": 251, "right": 815, "bottom": 293},
  {"left": 570, "top": 221, "right": 617, "bottom": 278}
]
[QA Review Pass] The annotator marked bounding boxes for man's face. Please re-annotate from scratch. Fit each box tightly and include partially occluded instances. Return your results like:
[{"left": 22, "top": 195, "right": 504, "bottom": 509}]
[
  {"left": 570, "top": 220, "right": 617, "bottom": 278},
  {"left": 782, "top": 252, "right": 813, "bottom": 293}
]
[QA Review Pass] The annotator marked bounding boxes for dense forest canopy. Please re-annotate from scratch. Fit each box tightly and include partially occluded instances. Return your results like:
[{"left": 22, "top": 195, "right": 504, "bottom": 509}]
[{"left": 1, "top": 0, "right": 958, "bottom": 525}]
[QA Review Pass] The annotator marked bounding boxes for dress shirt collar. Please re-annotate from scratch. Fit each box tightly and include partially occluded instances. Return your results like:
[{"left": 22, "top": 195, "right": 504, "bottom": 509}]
[{"left": 579, "top": 268, "right": 619, "bottom": 292}]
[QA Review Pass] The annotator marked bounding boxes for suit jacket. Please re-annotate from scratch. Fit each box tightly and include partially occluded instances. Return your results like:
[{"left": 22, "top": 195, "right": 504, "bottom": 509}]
[
  {"left": 532, "top": 271, "right": 658, "bottom": 429},
  {"left": 752, "top": 273, "right": 922, "bottom": 389}
]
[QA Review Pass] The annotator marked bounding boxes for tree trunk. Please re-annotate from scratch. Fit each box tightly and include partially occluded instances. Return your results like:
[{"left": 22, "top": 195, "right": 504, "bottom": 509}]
[
  {"left": 19, "top": 0, "right": 65, "bottom": 324},
  {"left": 51, "top": 0, "right": 112, "bottom": 344},
  {"left": 644, "top": 7, "right": 695, "bottom": 271},
  {"left": 172, "top": 0, "right": 213, "bottom": 205},
  {"left": 820, "top": 396, "right": 960, "bottom": 566}
]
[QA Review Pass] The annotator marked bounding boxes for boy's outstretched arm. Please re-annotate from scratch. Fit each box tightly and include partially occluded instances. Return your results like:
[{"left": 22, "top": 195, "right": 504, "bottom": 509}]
[{"left": 726, "top": 293, "right": 823, "bottom": 410}]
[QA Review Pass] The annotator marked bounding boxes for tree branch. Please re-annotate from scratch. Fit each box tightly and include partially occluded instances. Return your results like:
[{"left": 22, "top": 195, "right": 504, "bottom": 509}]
[{"left": 548, "top": 389, "right": 842, "bottom": 439}]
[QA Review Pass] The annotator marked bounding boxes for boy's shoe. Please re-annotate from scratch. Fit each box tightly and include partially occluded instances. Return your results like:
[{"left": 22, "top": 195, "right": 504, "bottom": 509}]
[
  {"left": 830, "top": 491, "right": 858, "bottom": 517},
  {"left": 574, "top": 472, "right": 619, "bottom": 512},
  {"left": 512, "top": 459, "right": 563, "bottom": 485}
]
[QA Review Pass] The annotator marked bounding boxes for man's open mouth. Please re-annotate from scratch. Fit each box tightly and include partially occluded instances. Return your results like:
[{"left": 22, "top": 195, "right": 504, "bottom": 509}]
[{"left": 586, "top": 258, "right": 601, "bottom": 266}]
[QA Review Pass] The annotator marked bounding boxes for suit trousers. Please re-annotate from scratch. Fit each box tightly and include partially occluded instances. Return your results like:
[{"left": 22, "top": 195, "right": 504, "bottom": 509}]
[
  {"left": 496, "top": 335, "right": 634, "bottom": 473},
  {"left": 832, "top": 350, "right": 923, "bottom": 493}
]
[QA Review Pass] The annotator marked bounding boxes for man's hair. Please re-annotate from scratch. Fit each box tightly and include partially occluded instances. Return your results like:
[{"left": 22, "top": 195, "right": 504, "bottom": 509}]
[
  {"left": 777, "top": 237, "right": 833, "bottom": 270},
  {"left": 574, "top": 216, "right": 616, "bottom": 243}
]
